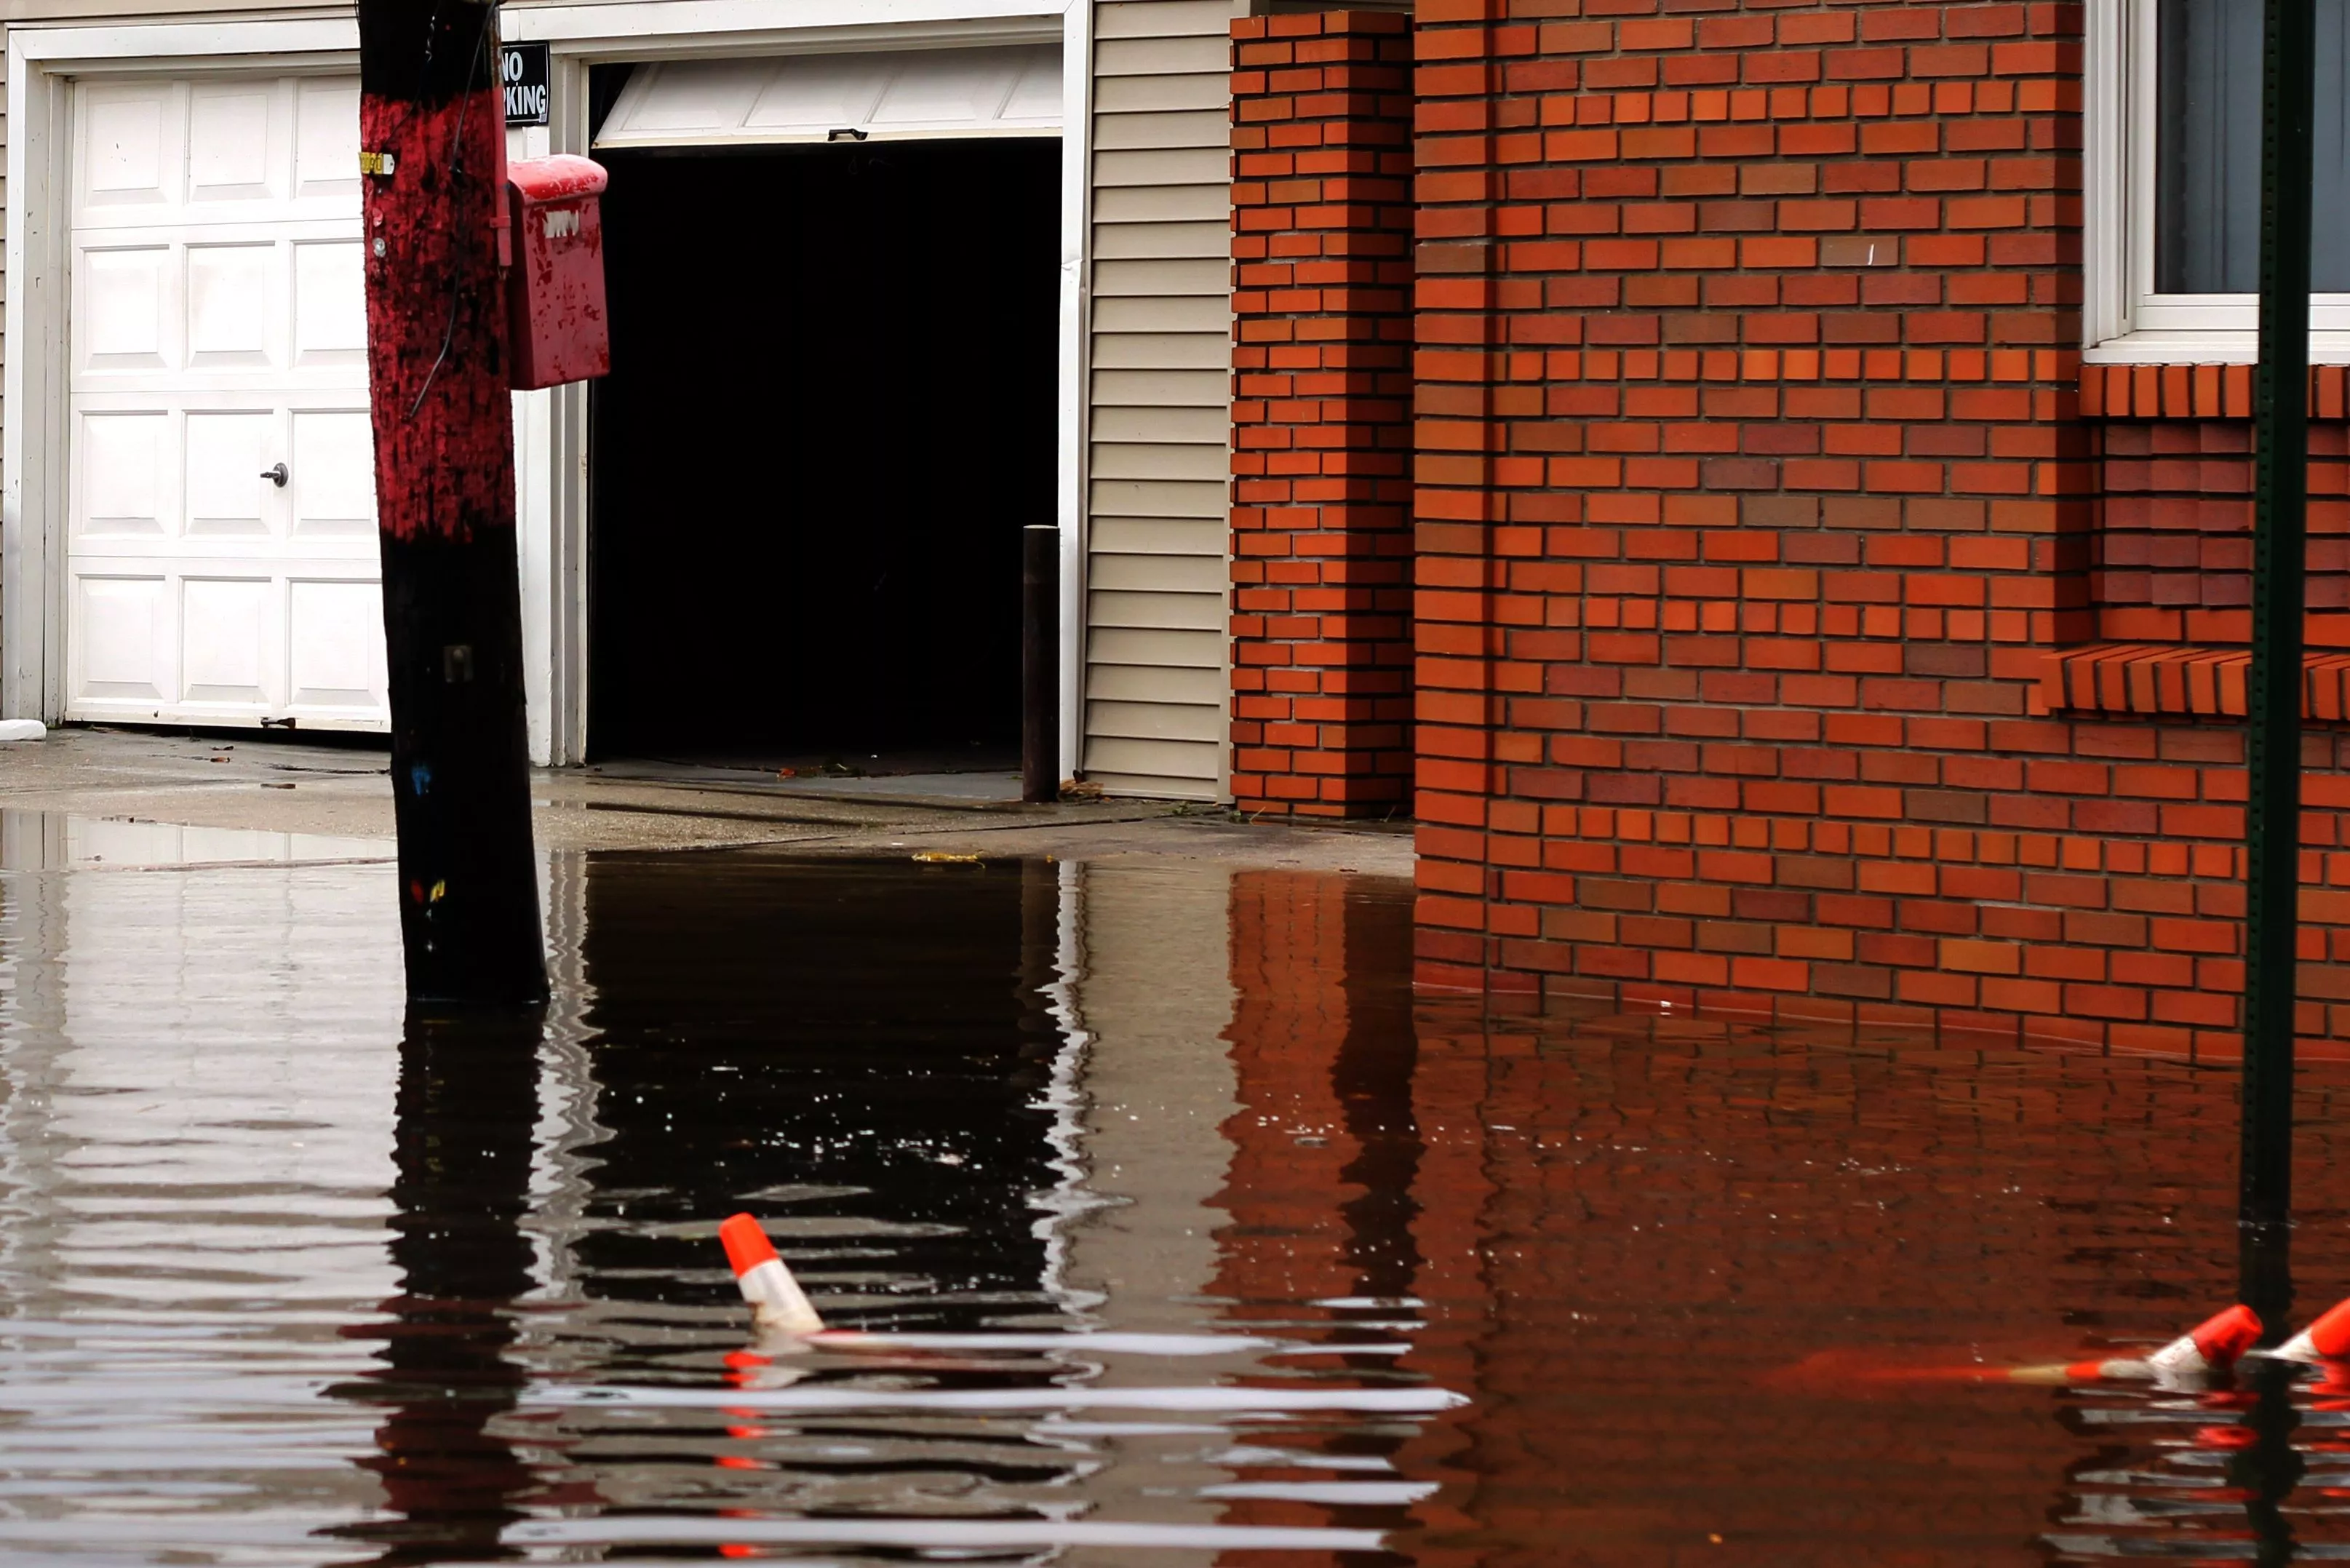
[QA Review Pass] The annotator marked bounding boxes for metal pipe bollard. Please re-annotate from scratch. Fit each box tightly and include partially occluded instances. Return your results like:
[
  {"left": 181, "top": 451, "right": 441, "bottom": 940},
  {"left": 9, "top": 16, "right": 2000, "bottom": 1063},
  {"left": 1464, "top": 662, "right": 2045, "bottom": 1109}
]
[{"left": 1022, "top": 525, "right": 1059, "bottom": 805}]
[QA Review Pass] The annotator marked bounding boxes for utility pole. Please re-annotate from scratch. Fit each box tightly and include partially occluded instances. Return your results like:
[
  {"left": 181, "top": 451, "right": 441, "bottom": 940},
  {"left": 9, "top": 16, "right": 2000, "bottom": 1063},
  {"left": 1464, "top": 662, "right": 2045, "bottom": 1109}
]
[
  {"left": 358, "top": 0, "right": 547, "bottom": 1006},
  {"left": 2241, "top": 0, "right": 2316, "bottom": 1316}
]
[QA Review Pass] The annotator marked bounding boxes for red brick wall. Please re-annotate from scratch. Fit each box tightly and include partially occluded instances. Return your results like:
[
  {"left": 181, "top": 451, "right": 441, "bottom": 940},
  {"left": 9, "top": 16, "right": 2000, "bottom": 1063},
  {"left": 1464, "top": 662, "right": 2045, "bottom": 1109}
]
[
  {"left": 1230, "top": 14, "right": 1417, "bottom": 817},
  {"left": 1395, "top": 0, "right": 2350, "bottom": 1054},
  {"left": 2084, "top": 367, "right": 2350, "bottom": 645}
]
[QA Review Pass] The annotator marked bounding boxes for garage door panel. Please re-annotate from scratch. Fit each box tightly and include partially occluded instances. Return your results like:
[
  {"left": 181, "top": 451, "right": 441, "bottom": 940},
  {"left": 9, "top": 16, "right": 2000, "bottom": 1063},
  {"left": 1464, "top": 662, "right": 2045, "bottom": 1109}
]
[
  {"left": 292, "top": 240, "right": 366, "bottom": 362},
  {"left": 288, "top": 579, "right": 387, "bottom": 713},
  {"left": 294, "top": 79, "right": 361, "bottom": 202},
  {"left": 291, "top": 410, "right": 376, "bottom": 536},
  {"left": 184, "top": 411, "right": 275, "bottom": 536},
  {"left": 78, "top": 412, "right": 169, "bottom": 536},
  {"left": 81, "top": 246, "right": 172, "bottom": 368},
  {"left": 76, "top": 576, "right": 169, "bottom": 701},
  {"left": 67, "top": 72, "right": 385, "bottom": 732},
  {"left": 188, "top": 85, "right": 279, "bottom": 206},
  {"left": 180, "top": 576, "right": 274, "bottom": 706},
  {"left": 186, "top": 242, "right": 279, "bottom": 366},
  {"left": 79, "top": 78, "right": 357, "bottom": 229},
  {"left": 79, "top": 86, "right": 175, "bottom": 215},
  {"left": 600, "top": 45, "right": 1062, "bottom": 148}
]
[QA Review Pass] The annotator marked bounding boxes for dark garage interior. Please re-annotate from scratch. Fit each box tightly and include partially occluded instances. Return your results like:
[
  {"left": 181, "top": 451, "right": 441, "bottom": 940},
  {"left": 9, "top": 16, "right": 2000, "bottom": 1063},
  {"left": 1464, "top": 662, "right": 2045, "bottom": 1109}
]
[{"left": 587, "top": 135, "right": 1061, "bottom": 765}]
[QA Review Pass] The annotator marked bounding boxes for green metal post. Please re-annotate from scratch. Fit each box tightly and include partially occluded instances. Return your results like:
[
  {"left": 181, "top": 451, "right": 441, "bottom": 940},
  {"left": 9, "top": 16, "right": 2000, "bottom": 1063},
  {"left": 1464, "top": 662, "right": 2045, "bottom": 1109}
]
[{"left": 2242, "top": 0, "right": 2317, "bottom": 1268}]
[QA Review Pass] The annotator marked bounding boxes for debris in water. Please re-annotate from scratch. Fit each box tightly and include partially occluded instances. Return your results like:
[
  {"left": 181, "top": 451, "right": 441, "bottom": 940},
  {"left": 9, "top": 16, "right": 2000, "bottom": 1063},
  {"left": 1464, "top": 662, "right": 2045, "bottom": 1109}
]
[{"left": 912, "top": 851, "right": 981, "bottom": 864}]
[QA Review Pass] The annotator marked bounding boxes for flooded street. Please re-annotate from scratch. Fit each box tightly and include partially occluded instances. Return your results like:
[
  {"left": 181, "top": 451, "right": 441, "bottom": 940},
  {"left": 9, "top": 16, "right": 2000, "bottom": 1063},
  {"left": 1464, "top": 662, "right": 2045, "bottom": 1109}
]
[{"left": 7, "top": 824, "right": 2350, "bottom": 1563}]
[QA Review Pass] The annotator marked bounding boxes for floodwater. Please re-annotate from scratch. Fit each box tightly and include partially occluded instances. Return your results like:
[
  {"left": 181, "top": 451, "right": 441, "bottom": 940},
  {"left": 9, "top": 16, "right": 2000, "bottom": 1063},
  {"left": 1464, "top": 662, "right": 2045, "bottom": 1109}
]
[{"left": 7, "top": 819, "right": 2350, "bottom": 1564}]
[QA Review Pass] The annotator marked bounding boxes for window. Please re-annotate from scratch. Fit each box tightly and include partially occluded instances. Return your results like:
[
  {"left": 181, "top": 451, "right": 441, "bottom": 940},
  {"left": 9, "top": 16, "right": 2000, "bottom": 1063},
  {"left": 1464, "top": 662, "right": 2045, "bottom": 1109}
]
[{"left": 2088, "top": 0, "right": 2350, "bottom": 357}]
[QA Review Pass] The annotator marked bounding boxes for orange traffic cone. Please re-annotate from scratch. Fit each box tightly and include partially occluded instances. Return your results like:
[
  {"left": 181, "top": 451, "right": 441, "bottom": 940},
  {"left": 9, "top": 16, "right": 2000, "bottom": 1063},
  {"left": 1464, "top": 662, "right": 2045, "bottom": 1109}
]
[
  {"left": 2277, "top": 1296, "right": 2350, "bottom": 1363},
  {"left": 2007, "top": 1304, "right": 2261, "bottom": 1385},
  {"left": 719, "top": 1212, "right": 824, "bottom": 1337}
]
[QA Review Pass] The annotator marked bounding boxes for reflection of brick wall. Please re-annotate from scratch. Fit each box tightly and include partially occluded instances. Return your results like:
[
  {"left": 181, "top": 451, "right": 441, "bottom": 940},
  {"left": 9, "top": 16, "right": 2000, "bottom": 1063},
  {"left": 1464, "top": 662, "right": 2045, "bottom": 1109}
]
[
  {"left": 1208, "top": 881, "right": 2350, "bottom": 1558},
  {"left": 1216, "top": 869, "right": 1385, "bottom": 1306},
  {"left": 1230, "top": 14, "right": 1416, "bottom": 817},
  {"left": 1389, "top": 0, "right": 2350, "bottom": 1054},
  {"left": 1215, "top": 871, "right": 1467, "bottom": 1551},
  {"left": 1395, "top": 1015, "right": 2350, "bottom": 1563},
  {"left": 1208, "top": 886, "right": 2350, "bottom": 1556}
]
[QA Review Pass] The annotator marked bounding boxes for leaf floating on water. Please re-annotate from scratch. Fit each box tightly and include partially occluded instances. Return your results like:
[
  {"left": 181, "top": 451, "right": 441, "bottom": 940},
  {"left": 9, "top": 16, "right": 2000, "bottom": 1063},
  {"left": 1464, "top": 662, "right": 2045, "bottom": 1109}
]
[{"left": 911, "top": 851, "right": 982, "bottom": 864}]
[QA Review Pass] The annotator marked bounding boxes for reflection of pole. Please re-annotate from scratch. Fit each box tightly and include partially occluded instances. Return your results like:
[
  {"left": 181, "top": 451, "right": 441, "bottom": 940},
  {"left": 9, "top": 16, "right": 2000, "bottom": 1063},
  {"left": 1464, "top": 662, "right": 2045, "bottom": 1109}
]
[
  {"left": 359, "top": 0, "right": 547, "bottom": 1005},
  {"left": 2231, "top": 1355, "right": 2306, "bottom": 1567},
  {"left": 324, "top": 1009, "right": 544, "bottom": 1564},
  {"left": 2242, "top": 0, "right": 2317, "bottom": 1258}
]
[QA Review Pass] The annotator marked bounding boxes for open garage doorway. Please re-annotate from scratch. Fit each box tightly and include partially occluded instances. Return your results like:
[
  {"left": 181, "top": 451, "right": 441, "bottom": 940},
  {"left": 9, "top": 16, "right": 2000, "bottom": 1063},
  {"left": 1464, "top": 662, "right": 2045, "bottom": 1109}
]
[{"left": 586, "top": 138, "right": 1059, "bottom": 771}]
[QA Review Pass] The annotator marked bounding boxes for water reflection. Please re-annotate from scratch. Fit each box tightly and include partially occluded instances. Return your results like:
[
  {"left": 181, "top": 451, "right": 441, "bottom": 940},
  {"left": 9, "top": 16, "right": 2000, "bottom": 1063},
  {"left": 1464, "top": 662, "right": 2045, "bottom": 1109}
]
[
  {"left": 574, "top": 854, "right": 1064, "bottom": 1323},
  {"left": 15, "top": 817, "right": 2350, "bottom": 1561},
  {"left": 327, "top": 1010, "right": 545, "bottom": 1564}
]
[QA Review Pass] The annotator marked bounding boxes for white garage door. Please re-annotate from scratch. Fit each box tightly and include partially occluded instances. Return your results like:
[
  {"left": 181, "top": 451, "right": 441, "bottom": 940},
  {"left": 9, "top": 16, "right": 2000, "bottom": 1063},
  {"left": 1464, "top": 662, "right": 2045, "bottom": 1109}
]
[
  {"left": 593, "top": 44, "right": 1062, "bottom": 149},
  {"left": 65, "top": 73, "right": 386, "bottom": 731}
]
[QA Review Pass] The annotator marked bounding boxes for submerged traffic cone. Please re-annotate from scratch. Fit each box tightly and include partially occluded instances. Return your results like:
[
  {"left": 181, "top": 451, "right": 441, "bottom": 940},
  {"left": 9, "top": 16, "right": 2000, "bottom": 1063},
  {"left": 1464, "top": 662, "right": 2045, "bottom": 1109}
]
[
  {"left": 719, "top": 1212, "right": 824, "bottom": 1337},
  {"left": 2007, "top": 1304, "right": 2262, "bottom": 1385},
  {"left": 2277, "top": 1296, "right": 2350, "bottom": 1363},
  {"left": 2143, "top": 1303, "right": 2263, "bottom": 1377}
]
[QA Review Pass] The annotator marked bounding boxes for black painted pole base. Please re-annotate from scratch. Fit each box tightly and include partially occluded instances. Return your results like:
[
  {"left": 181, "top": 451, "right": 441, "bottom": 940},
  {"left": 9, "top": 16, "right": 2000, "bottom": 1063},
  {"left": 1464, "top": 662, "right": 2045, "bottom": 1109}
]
[
  {"left": 2241, "top": 0, "right": 2317, "bottom": 1243},
  {"left": 2241, "top": 1217, "right": 2295, "bottom": 1347},
  {"left": 1022, "top": 525, "right": 1060, "bottom": 805},
  {"left": 382, "top": 532, "right": 549, "bottom": 1006}
]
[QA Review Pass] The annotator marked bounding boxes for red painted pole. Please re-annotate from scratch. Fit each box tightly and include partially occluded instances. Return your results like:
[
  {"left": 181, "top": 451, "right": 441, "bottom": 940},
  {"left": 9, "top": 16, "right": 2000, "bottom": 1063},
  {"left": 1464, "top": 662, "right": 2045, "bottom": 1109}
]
[{"left": 359, "top": 0, "right": 546, "bottom": 1006}]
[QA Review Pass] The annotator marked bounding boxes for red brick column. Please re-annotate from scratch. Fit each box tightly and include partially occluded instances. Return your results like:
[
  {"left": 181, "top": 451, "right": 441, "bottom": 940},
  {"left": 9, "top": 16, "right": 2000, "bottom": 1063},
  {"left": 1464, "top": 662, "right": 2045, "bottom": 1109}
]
[{"left": 1230, "top": 14, "right": 1416, "bottom": 818}]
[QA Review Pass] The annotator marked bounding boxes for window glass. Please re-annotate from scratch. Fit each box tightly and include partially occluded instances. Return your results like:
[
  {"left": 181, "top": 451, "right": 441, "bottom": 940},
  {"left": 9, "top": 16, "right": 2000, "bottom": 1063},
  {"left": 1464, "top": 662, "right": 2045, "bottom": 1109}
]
[{"left": 2156, "top": 0, "right": 2350, "bottom": 292}]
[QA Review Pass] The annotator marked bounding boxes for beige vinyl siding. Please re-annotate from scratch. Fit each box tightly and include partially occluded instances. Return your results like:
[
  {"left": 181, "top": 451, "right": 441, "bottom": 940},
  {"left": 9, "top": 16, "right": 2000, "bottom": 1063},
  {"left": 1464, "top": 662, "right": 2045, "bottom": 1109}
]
[{"left": 1083, "top": 0, "right": 1235, "bottom": 801}]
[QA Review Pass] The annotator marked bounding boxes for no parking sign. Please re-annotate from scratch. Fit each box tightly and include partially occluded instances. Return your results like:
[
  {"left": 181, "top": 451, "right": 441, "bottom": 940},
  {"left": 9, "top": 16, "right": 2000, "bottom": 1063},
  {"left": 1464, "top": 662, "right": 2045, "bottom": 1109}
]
[{"left": 501, "top": 41, "right": 550, "bottom": 127}]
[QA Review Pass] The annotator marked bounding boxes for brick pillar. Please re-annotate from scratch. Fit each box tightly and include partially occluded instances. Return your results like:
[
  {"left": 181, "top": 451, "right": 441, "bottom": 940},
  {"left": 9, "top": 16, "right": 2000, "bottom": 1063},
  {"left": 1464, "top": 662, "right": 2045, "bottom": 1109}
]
[{"left": 1230, "top": 13, "right": 1416, "bottom": 818}]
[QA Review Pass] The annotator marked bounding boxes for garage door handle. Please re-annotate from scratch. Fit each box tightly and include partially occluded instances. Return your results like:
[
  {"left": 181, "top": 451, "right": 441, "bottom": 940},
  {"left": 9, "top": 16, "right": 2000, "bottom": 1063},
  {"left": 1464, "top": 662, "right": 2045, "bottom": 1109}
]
[{"left": 260, "top": 463, "right": 289, "bottom": 487}]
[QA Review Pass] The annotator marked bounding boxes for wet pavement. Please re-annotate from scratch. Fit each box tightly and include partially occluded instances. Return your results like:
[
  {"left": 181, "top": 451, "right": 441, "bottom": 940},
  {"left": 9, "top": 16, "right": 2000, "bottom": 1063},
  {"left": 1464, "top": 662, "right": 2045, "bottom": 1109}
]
[
  {"left": 0, "top": 728, "right": 1414, "bottom": 867},
  {"left": 7, "top": 819, "right": 2350, "bottom": 1563}
]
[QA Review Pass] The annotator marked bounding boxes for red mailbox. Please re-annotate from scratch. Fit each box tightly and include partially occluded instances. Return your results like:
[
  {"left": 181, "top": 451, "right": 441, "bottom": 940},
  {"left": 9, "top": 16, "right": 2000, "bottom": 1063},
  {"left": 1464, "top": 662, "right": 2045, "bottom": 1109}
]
[{"left": 506, "top": 155, "right": 610, "bottom": 390}]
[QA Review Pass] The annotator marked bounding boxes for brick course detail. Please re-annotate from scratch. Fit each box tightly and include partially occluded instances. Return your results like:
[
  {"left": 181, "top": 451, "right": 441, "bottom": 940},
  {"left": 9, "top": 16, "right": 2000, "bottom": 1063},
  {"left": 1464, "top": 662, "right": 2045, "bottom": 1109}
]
[
  {"left": 1230, "top": 14, "right": 1417, "bottom": 817},
  {"left": 1369, "top": 0, "right": 2350, "bottom": 1056}
]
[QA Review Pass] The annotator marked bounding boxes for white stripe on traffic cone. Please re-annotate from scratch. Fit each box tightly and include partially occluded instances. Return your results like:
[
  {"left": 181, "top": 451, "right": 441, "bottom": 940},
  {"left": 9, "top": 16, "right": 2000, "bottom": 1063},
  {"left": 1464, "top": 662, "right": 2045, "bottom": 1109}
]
[
  {"left": 720, "top": 1212, "right": 825, "bottom": 1337},
  {"left": 2277, "top": 1296, "right": 2350, "bottom": 1363},
  {"left": 2143, "top": 1303, "right": 2263, "bottom": 1378}
]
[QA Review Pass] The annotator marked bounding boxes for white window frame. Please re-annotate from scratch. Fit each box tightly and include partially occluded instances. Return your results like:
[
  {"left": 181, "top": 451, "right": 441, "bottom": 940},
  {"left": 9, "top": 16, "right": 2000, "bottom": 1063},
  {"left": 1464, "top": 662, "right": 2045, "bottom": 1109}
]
[{"left": 2086, "top": 0, "right": 2350, "bottom": 360}]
